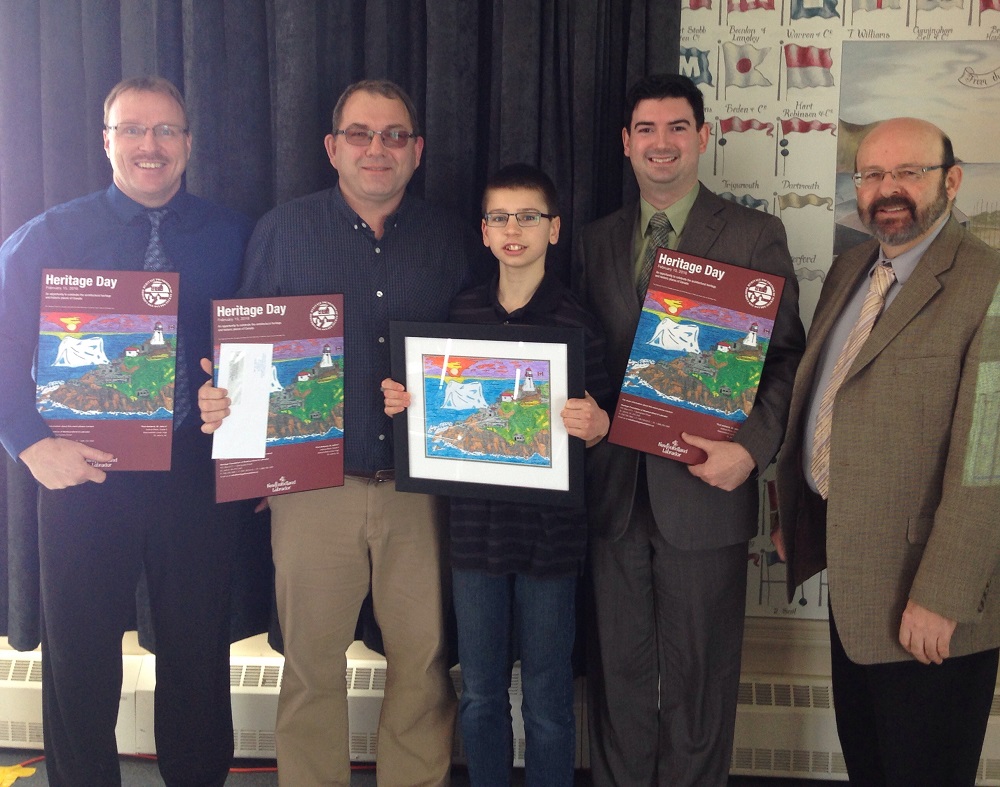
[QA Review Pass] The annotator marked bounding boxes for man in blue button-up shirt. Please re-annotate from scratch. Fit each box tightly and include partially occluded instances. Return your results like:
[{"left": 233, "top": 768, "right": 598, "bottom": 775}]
[{"left": 0, "top": 76, "right": 250, "bottom": 787}]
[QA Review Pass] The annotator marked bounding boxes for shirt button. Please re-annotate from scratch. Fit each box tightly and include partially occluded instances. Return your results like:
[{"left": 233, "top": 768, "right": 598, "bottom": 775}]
[
  {"left": 376, "top": 290, "right": 383, "bottom": 297},
  {"left": 378, "top": 336, "right": 385, "bottom": 344},
  {"left": 362, "top": 222, "right": 368, "bottom": 228},
  {"left": 375, "top": 247, "right": 381, "bottom": 254},
  {"left": 378, "top": 434, "right": 386, "bottom": 441},
  {"left": 353, "top": 224, "right": 359, "bottom": 230}
]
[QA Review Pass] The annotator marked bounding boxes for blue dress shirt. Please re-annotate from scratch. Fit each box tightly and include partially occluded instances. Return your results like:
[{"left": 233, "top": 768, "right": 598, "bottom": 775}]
[{"left": 0, "top": 184, "right": 252, "bottom": 459}]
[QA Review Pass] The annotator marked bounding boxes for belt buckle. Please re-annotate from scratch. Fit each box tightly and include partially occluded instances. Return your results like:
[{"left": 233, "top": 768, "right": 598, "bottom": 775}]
[{"left": 373, "top": 469, "right": 395, "bottom": 483}]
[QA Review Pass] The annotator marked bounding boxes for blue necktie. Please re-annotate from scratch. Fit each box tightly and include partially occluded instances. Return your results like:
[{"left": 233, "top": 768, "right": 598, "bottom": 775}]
[{"left": 143, "top": 210, "right": 188, "bottom": 428}]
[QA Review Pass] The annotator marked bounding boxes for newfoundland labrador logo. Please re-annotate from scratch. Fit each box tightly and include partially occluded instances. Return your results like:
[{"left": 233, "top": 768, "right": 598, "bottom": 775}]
[
  {"left": 309, "top": 301, "right": 339, "bottom": 331},
  {"left": 658, "top": 440, "right": 688, "bottom": 458},
  {"left": 266, "top": 476, "right": 298, "bottom": 494},
  {"left": 142, "top": 278, "right": 173, "bottom": 308},
  {"left": 745, "top": 278, "right": 776, "bottom": 309}
]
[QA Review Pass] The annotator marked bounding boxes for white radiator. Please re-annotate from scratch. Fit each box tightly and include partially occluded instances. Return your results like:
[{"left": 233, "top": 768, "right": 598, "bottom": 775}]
[
  {"left": 2, "top": 648, "right": 1000, "bottom": 783},
  {"left": 0, "top": 651, "right": 141, "bottom": 754}
]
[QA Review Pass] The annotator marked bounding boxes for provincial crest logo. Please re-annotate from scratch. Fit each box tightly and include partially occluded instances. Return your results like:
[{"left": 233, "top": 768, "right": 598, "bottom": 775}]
[
  {"left": 745, "top": 278, "right": 776, "bottom": 309},
  {"left": 142, "top": 278, "right": 173, "bottom": 308},
  {"left": 310, "top": 301, "right": 339, "bottom": 331}
]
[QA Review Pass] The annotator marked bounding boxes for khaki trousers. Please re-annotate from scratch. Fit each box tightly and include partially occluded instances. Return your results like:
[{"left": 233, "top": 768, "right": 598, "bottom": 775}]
[{"left": 269, "top": 478, "right": 456, "bottom": 786}]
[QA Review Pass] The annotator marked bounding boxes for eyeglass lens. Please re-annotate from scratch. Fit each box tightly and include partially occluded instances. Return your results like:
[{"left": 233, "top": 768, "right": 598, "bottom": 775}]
[{"left": 340, "top": 128, "right": 413, "bottom": 149}]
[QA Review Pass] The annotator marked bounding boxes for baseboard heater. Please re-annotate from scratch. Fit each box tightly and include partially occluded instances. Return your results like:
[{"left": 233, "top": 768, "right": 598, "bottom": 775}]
[{"left": 3, "top": 652, "right": 1000, "bottom": 782}]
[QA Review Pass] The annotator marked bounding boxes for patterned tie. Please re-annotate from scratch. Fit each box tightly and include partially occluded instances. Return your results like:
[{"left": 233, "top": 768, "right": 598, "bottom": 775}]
[
  {"left": 810, "top": 261, "right": 896, "bottom": 499},
  {"left": 637, "top": 212, "right": 673, "bottom": 297},
  {"left": 143, "top": 210, "right": 188, "bottom": 428}
]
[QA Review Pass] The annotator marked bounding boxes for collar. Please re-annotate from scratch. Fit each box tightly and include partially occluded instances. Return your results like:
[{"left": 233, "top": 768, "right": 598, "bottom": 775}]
[
  {"left": 489, "top": 269, "right": 563, "bottom": 321},
  {"left": 105, "top": 183, "right": 191, "bottom": 226},
  {"left": 331, "top": 185, "right": 410, "bottom": 233},
  {"left": 874, "top": 212, "right": 950, "bottom": 286},
  {"left": 638, "top": 182, "right": 700, "bottom": 239}
]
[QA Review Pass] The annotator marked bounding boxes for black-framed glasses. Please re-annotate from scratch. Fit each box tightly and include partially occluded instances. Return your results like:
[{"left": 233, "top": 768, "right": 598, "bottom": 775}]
[
  {"left": 335, "top": 127, "right": 416, "bottom": 149},
  {"left": 105, "top": 124, "right": 188, "bottom": 140},
  {"left": 852, "top": 164, "right": 948, "bottom": 188},
  {"left": 483, "top": 211, "right": 556, "bottom": 228}
]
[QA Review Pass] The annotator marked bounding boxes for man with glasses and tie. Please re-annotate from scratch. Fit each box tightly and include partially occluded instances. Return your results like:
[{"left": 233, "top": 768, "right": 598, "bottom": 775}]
[
  {"left": 573, "top": 73, "right": 804, "bottom": 786},
  {"left": 774, "top": 117, "right": 1000, "bottom": 785},
  {"left": 198, "top": 79, "right": 483, "bottom": 786},
  {"left": 0, "top": 76, "right": 251, "bottom": 786}
]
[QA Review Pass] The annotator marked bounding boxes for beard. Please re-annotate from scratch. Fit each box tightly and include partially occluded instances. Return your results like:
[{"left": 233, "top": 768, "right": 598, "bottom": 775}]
[{"left": 858, "top": 180, "right": 950, "bottom": 247}]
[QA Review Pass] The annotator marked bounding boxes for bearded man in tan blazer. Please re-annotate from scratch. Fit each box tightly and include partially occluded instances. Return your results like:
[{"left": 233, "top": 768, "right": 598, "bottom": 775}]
[{"left": 775, "top": 117, "right": 1000, "bottom": 786}]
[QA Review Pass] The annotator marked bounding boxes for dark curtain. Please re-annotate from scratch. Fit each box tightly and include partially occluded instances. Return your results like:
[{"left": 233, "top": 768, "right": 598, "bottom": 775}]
[{"left": 0, "top": 0, "right": 680, "bottom": 650}]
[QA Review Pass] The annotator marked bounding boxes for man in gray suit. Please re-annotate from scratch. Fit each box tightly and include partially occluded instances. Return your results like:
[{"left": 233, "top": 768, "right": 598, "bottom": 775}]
[
  {"left": 574, "top": 73, "right": 805, "bottom": 785},
  {"left": 775, "top": 117, "right": 1000, "bottom": 785}
]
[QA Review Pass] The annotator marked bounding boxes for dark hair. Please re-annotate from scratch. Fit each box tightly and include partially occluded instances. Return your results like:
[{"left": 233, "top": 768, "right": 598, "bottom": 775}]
[
  {"left": 624, "top": 74, "right": 705, "bottom": 131},
  {"left": 331, "top": 79, "right": 421, "bottom": 136},
  {"left": 941, "top": 132, "right": 956, "bottom": 170},
  {"left": 482, "top": 163, "right": 560, "bottom": 215},
  {"left": 104, "top": 76, "right": 188, "bottom": 128}
]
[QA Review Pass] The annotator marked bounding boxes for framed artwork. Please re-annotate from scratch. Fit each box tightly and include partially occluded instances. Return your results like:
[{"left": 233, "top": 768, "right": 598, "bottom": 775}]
[{"left": 389, "top": 321, "right": 585, "bottom": 506}]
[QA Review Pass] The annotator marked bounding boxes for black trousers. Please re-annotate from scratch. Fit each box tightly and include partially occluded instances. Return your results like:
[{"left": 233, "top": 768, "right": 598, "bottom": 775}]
[
  {"left": 830, "top": 609, "right": 998, "bottom": 787},
  {"left": 37, "top": 430, "right": 237, "bottom": 787},
  {"left": 587, "top": 468, "right": 749, "bottom": 787}
]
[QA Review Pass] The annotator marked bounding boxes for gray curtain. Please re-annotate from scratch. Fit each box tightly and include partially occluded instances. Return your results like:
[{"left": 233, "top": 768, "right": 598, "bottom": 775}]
[{"left": 0, "top": 0, "right": 681, "bottom": 650}]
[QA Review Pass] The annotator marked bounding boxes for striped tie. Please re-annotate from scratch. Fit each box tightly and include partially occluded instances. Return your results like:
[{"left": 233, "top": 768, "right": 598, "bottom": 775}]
[
  {"left": 810, "top": 261, "right": 895, "bottom": 499},
  {"left": 143, "top": 210, "right": 188, "bottom": 429},
  {"left": 637, "top": 212, "right": 673, "bottom": 297}
]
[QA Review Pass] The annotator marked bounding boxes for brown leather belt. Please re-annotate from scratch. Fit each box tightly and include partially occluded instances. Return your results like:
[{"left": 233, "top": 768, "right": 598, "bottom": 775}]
[{"left": 345, "top": 469, "right": 396, "bottom": 482}]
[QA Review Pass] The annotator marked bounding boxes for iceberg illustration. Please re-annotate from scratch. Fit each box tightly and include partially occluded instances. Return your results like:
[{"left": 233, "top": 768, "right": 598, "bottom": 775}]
[
  {"left": 442, "top": 381, "right": 488, "bottom": 410},
  {"left": 53, "top": 336, "right": 110, "bottom": 367},
  {"left": 269, "top": 365, "right": 284, "bottom": 392},
  {"left": 649, "top": 319, "right": 700, "bottom": 353}
]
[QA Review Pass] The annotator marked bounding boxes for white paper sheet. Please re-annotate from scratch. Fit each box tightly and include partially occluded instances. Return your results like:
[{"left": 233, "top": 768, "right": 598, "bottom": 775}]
[{"left": 211, "top": 343, "right": 273, "bottom": 459}]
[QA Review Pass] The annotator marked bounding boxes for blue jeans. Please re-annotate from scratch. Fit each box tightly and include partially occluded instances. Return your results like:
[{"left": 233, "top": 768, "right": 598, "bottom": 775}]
[{"left": 452, "top": 569, "right": 577, "bottom": 787}]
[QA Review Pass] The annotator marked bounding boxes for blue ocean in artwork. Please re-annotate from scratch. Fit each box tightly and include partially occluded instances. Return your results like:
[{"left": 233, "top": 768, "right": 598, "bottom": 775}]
[
  {"left": 421, "top": 376, "right": 551, "bottom": 467},
  {"left": 37, "top": 332, "right": 169, "bottom": 385}
]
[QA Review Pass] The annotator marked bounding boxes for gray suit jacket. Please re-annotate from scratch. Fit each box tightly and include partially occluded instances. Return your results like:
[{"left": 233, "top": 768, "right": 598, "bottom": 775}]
[
  {"left": 574, "top": 185, "right": 805, "bottom": 549},
  {"left": 777, "top": 217, "right": 1000, "bottom": 664}
]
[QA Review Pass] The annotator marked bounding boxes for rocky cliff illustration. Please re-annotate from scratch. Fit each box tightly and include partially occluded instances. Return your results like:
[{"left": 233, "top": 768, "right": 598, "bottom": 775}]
[{"left": 266, "top": 354, "right": 344, "bottom": 443}]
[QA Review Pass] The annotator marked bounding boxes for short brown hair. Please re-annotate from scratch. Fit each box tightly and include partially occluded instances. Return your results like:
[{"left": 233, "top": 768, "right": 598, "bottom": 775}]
[
  {"left": 331, "top": 79, "right": 420, "bottom": 136},
  {"left": 482, "top": 164, "right": 559, "bottom": 215},
  {"left": 103, "top": 76, "right": 188, "bottom": 128}
]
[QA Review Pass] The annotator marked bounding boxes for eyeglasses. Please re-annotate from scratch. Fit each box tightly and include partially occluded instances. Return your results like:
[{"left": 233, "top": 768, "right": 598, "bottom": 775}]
[
  {"left": 483, "top": 211, "right": 556, "bottom": 228},
  {"left": 334, "top": 127, "right": 416, "bottom": 149},
  {"left": 105, "top": 124, "right": 189, "bottom": 140},
  {"left": 852, "top": 164, "right": 948, "bottom": 188}
]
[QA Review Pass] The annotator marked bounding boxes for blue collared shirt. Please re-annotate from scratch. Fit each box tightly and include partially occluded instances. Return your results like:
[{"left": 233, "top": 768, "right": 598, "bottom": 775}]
[
  {"left": 0, "top": 184, "right": 251, "bottom": 459},
  {"left": 238, "top": 186, "right": 482, "bottom": 474}
]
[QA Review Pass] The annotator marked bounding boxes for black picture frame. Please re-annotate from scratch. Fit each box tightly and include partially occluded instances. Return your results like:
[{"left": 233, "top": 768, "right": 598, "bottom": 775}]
[{"left": 389, "top": 321, "right": 585, "bottom": 507}]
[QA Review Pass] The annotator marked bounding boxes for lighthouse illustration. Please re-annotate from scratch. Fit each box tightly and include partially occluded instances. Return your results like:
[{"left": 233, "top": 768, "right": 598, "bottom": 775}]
[
  {"left": 320, "top": 344, "right": 334, "bottom": 368},
  {"left": 743, "top": 322, "right": 758, "bottom": 349},
  {"left": 151, "top": 321, "right": 165, "bottom": 346},
  {"left": 522, "top": 367, "right": 536, "bottom": 394}
]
